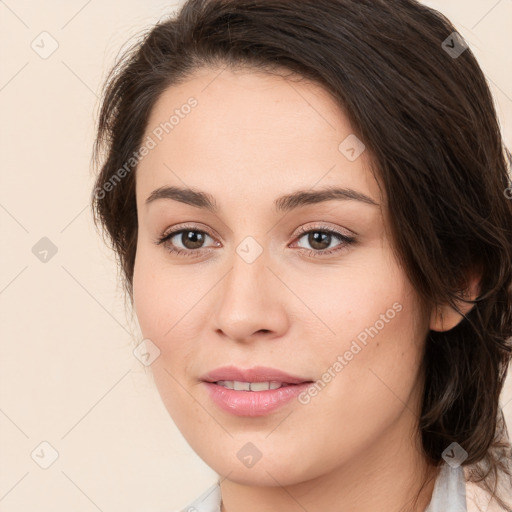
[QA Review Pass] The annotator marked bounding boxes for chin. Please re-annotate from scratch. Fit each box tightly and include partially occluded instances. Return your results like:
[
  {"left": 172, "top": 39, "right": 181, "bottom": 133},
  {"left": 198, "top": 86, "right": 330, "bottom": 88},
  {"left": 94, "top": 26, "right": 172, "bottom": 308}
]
[{"left": 216, "top": 462, "right": 307, "bottom": 487}]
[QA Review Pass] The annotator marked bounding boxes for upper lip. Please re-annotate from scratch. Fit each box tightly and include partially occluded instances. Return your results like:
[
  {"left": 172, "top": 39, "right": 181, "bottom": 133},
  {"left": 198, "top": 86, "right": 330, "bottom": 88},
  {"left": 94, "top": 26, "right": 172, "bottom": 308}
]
[{"left": 200, "top": 366, "right": 312, "bottom": 385}]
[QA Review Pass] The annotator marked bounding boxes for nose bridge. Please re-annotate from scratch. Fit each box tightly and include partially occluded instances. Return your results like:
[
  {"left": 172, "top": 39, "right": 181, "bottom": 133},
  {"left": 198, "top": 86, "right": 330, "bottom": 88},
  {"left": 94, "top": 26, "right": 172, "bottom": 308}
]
[
  {"left": 212, "top": 235, "right": 286, "bottom": 340},
  {"left": 223, "top": 236, "right": 270, "bottom": 309},
  {"left": 235, "top": 234, "right": 266, "bottom": 266}
]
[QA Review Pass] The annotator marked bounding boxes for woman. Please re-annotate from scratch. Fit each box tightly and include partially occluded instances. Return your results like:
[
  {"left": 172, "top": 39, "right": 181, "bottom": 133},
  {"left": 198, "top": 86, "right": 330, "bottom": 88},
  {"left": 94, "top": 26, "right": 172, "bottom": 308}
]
[{"left": 90, "top": 0, "right": 512, "bottom": 510}]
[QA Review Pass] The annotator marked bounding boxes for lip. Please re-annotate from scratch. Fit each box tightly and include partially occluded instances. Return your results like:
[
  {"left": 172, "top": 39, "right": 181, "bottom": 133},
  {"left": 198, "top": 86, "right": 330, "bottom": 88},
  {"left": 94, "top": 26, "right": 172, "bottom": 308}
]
[
  {"left": 200, "top": 365, "right": 311, "bottom": 385},
  {"left": 200, "top": 366, "right": 314, "bottom": 417}
]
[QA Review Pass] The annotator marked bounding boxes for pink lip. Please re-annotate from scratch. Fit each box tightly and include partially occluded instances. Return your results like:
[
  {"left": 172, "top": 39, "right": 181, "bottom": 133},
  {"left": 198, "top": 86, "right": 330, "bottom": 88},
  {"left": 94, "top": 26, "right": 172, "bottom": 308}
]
[
  {"left": 200, "top": 365, "right": 311, "bottom": 384},
  {"left": 200, "top": 366, "right": 314, "bottom": 417}
]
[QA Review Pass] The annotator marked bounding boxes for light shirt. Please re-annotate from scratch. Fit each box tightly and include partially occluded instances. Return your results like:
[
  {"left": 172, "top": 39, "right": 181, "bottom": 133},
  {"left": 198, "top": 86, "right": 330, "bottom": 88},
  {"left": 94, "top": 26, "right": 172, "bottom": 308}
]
[{"left": 181, "top": 461, "right": 467, "bottom": 511}]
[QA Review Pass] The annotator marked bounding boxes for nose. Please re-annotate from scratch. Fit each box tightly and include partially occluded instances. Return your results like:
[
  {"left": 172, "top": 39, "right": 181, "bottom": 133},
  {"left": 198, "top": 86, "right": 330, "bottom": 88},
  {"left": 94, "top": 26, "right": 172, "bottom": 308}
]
[{"left": 211, "top": 244, "right": 290, "bottom": 343}]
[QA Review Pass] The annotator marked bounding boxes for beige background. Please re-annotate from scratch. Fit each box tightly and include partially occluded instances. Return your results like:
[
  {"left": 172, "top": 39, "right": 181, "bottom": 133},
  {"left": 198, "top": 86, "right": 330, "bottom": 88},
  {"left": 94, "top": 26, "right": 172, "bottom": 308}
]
[{"left": 0, "top": 1, "right": 511, "bottom": 510}]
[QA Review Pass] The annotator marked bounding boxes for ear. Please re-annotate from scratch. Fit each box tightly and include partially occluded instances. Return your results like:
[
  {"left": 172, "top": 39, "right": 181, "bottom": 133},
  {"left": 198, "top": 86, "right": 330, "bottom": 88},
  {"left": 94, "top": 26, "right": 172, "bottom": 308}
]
[{"left": 429, "top": 271, "right": 481, "bottom": 332}]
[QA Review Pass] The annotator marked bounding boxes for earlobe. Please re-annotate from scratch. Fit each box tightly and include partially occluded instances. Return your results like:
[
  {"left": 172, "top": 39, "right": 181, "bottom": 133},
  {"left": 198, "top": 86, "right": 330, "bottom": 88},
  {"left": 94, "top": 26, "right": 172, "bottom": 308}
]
[
  {"left": 429, "top": 274, "right": 480, "bottom": 332},
  {"left": 429, "top": 303, "right": 462, "bottom": 332}
]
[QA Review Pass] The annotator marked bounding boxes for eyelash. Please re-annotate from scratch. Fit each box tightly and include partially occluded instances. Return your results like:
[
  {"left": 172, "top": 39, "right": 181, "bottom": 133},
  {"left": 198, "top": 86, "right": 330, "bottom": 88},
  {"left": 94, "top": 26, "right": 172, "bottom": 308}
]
[{"left": 154, "top": 223, "right": 356, "bottom": 259}]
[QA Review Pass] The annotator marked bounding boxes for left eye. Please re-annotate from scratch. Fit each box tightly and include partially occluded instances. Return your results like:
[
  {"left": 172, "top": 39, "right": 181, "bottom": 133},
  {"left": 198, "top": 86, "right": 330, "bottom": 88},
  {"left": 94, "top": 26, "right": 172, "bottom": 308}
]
[{"left": 294, "top": 229, "right": 354, "bottom": 252}]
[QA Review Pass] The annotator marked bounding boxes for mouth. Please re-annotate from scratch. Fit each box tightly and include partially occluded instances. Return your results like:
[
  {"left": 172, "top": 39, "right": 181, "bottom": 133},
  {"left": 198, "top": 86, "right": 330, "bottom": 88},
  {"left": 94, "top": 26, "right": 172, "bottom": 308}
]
[
  {"left": 200, "top": 365, "right": 312, "bottom": 386},
  {"left": 213, "top": 380, "right": 293, "bottom": 391},
  {"left": 200, "top": 366, "right": 315, "bottom": 416}
]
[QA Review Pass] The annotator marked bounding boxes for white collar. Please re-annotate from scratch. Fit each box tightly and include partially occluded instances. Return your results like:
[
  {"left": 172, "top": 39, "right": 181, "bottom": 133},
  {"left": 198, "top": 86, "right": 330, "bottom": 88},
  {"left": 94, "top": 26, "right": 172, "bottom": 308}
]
[{"left": 425, "top": 462, "right": 467, "bottom": 512}]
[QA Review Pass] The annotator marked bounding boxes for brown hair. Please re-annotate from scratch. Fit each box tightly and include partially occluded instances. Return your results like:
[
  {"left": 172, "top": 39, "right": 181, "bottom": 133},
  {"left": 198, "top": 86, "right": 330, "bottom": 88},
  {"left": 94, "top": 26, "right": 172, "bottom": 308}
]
[{"left": 90, "top": 0, "right": 512, "bottom": 509}]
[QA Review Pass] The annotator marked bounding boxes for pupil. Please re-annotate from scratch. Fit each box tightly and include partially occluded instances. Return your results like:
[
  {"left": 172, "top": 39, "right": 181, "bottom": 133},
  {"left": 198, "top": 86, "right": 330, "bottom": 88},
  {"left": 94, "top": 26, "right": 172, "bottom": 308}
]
[
  {"left": 183, "top": 231, "right": 204, "bottom": 249},
  {"left": 310, "top": 231, "right": 330, "bottom": 250}
]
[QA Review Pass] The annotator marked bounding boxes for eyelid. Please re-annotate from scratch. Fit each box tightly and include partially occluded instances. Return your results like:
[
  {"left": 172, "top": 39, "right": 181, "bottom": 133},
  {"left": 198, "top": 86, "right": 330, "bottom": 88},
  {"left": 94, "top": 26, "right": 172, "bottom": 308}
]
[
  {"left": 157, "top": 222, "right": 354, "bottom": 246},
  {"left": 159, "top": 221, "right": 355, "bottom": 240},
  {"left": 159, "top": 222, "right": 216, "bottom": 239},
  {"left": 293, "top": 222, "right": 357, "bottom": 239}
]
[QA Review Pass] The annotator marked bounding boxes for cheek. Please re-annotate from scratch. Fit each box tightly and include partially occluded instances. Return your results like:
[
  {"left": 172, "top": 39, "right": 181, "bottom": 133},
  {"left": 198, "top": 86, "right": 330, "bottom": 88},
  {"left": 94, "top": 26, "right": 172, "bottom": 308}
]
[
  {"left": 289, "top": 298, "right": 426, "bottom": 476},
  {"left": 287, "top": 246, "right": 417, "bottom": 350},
  {"left": 132, "top": 244, "right": 210, "bottom": 373},
  {"left": 132, "top": 248, "right": 202, "bottom": 423},
  {"left": 133, "top": 243, "right": 189, "bottom": 340},
  {"left": 132, "top": 250, "right": 159, "bottom": 338},
  {"left": 289, "top": 250, "right": 426, "bottom": 422},
  {"left": 132, "top": 244, "right": 180, "bottom": 352}
]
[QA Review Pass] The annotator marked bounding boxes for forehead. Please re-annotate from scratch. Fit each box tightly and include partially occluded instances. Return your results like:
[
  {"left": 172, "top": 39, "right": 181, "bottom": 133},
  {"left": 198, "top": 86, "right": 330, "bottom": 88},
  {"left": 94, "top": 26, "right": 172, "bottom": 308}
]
[{"left": 136, "top": 66, "right": 381, "bottom": 208}]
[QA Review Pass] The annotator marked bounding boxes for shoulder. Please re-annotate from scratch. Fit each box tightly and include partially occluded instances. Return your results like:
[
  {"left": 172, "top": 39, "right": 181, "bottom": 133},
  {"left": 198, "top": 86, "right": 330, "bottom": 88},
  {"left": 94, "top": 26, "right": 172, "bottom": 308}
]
[{"left": 465, "top": 478, "right": 510, "bottom": 512}]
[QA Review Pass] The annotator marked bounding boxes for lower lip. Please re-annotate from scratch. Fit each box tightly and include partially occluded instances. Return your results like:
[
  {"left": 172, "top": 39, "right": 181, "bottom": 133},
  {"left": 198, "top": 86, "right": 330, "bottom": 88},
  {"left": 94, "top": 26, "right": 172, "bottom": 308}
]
[{"left": 202, "top": 382, "right": 313, "bottom": 417}]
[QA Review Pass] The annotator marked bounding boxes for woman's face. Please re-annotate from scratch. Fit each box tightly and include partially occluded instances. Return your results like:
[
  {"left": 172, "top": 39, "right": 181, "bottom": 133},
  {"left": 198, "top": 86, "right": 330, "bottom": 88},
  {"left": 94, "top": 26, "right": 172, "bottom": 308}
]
[{"left": 133, "top": 66, "right": 431, "bottom": 486}]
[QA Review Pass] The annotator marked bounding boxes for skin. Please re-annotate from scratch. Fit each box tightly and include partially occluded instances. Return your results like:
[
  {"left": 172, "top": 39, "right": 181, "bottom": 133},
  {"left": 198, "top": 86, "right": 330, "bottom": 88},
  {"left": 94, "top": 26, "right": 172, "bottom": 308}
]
[{"left": 132, "top": 66, "right": 472, "bottom": 512}]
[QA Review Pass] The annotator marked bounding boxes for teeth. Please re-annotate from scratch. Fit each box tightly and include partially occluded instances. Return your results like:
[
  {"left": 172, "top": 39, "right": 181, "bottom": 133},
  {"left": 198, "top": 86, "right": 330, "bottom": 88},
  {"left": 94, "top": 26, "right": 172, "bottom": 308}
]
[
  {"left": 216, "top": 380, "right": 288, "bottom": 391},
  {"left": 251, "top": 381, "right": 272, "bottom": 391},
  {"left": 234, "top": 381, "right": 251, "bottom": 391}
]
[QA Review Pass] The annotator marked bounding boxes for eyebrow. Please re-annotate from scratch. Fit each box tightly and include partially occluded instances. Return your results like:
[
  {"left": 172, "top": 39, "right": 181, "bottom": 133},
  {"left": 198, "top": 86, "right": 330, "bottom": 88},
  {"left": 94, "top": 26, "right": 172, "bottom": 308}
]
[{"left": 145, "top": 185, "right": 379, "bottom": 213}]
